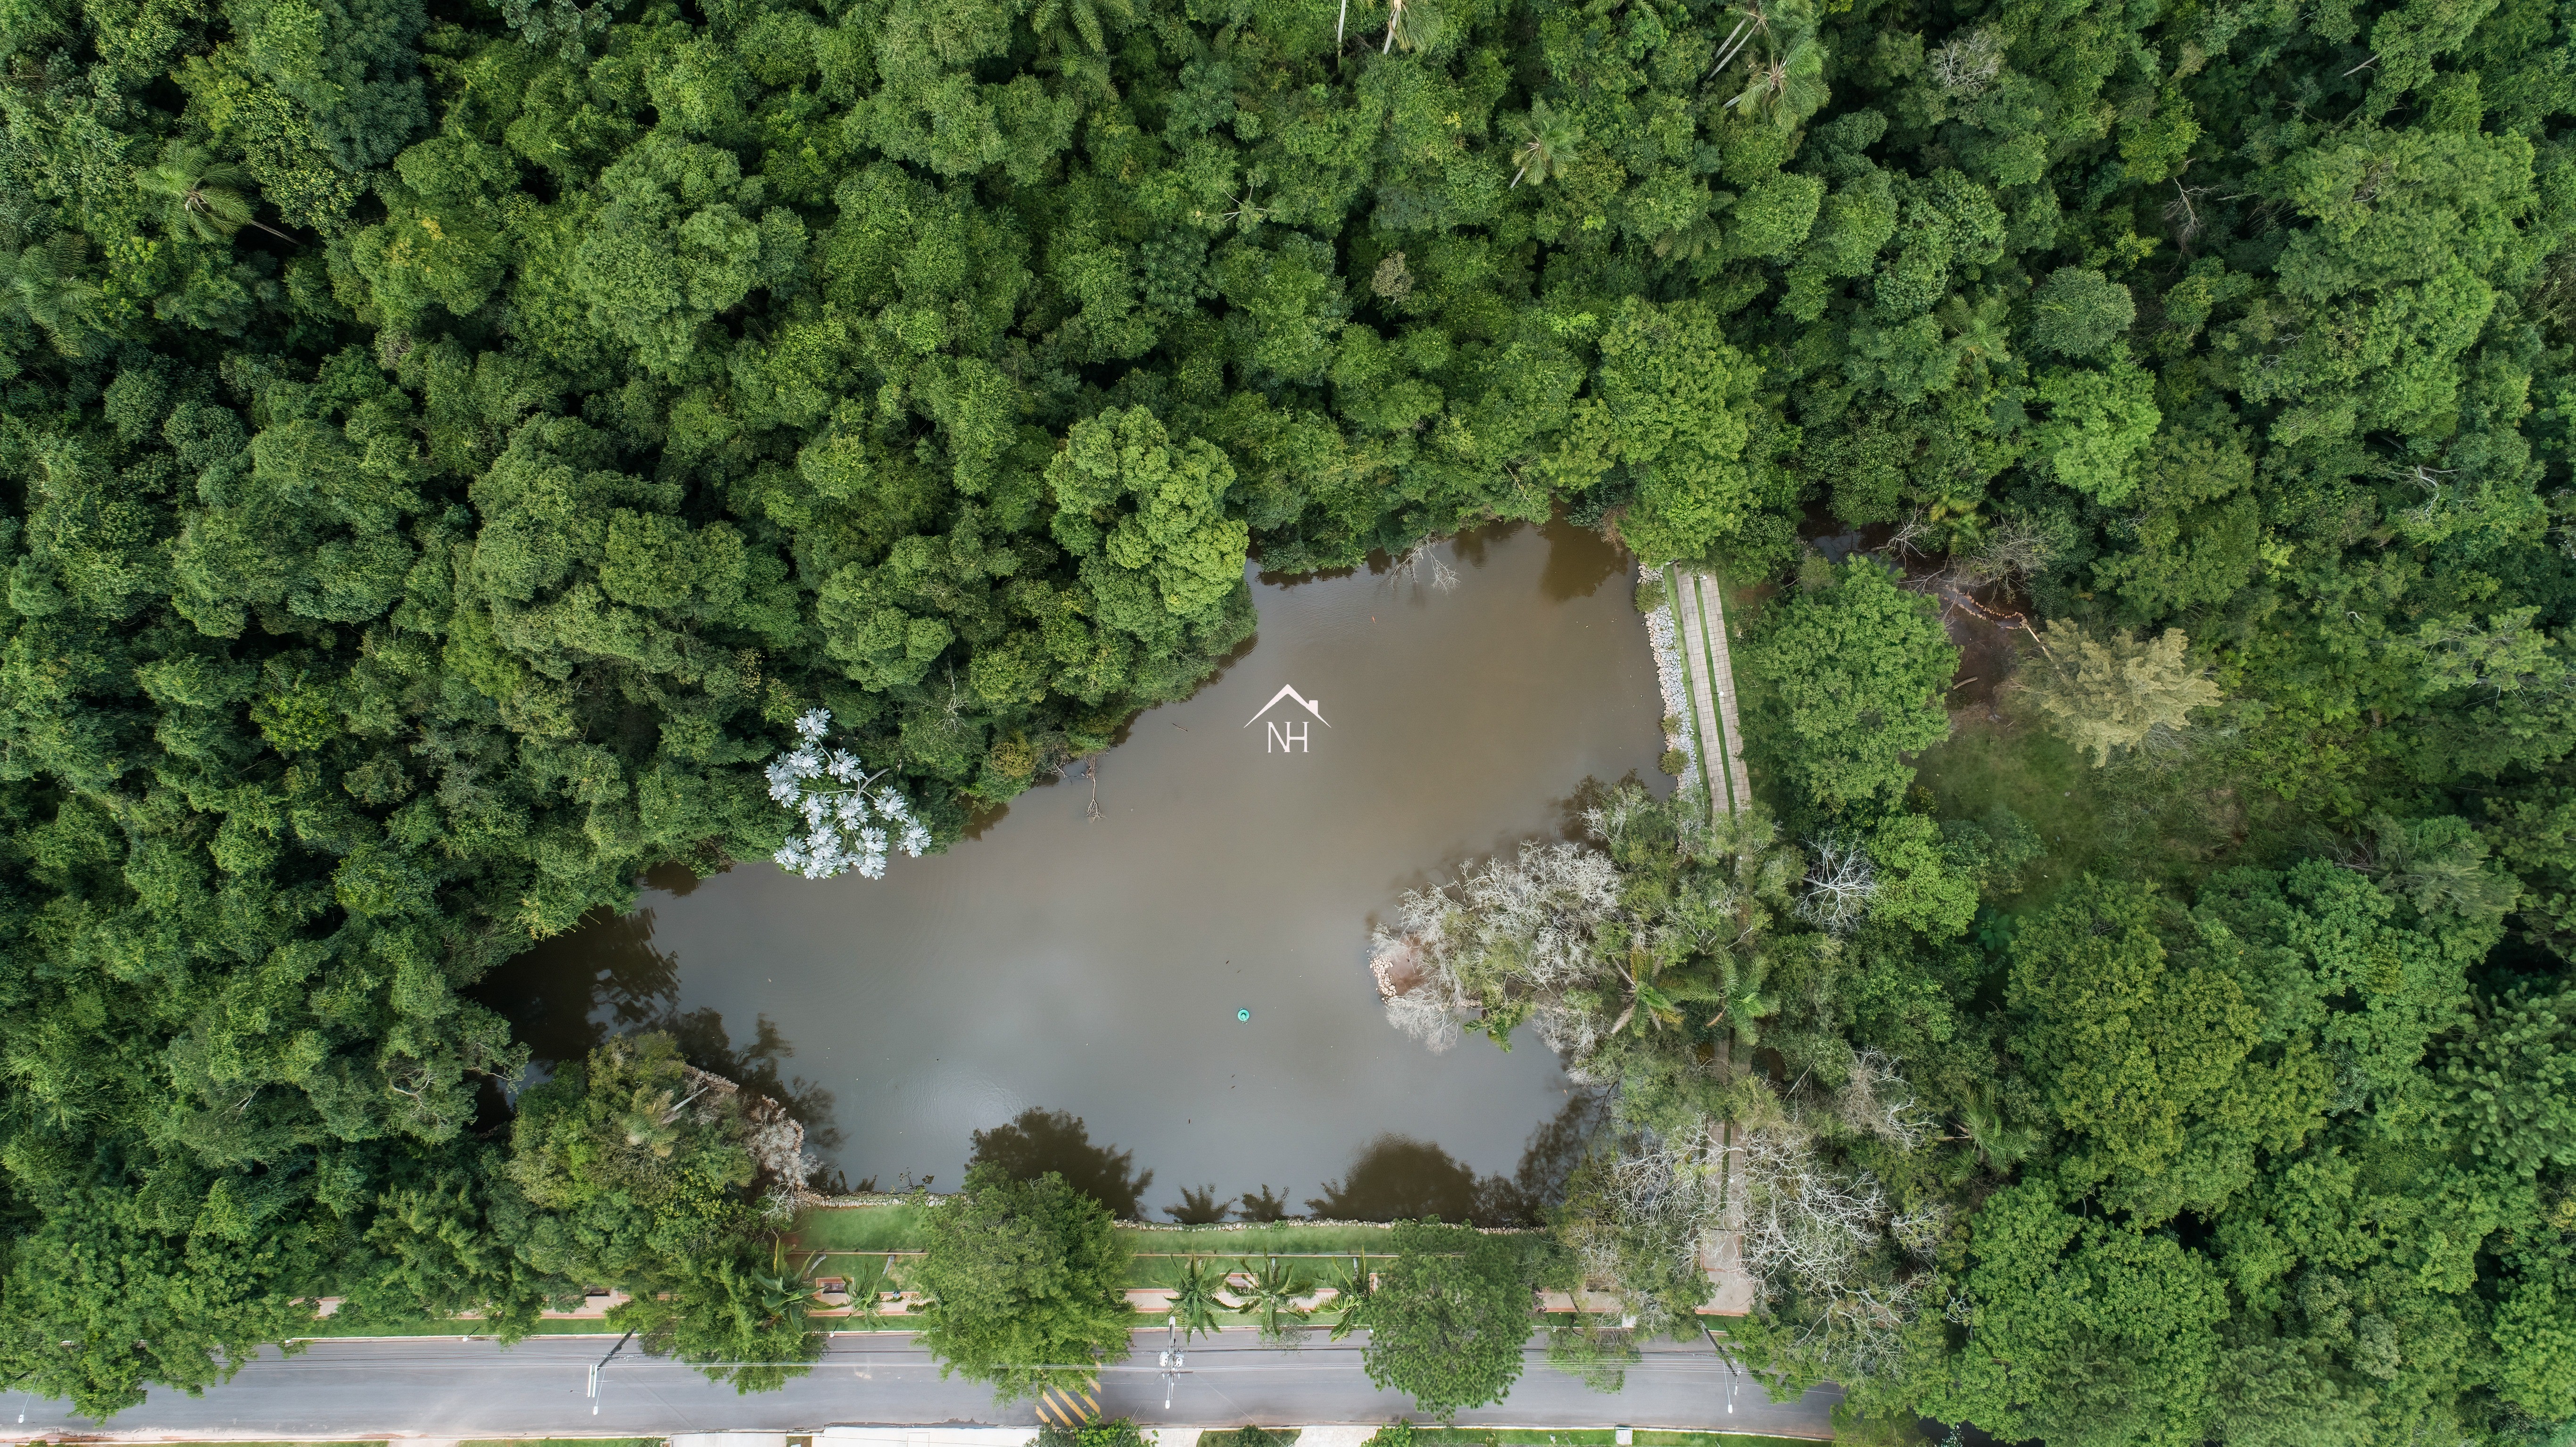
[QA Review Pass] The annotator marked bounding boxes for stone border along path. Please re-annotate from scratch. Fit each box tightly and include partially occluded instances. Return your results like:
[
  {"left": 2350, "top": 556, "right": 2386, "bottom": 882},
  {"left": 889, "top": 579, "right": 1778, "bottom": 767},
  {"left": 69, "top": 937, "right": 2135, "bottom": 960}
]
[{"left": 1663, "top": 566, "right": 1754, "bottom": 820}]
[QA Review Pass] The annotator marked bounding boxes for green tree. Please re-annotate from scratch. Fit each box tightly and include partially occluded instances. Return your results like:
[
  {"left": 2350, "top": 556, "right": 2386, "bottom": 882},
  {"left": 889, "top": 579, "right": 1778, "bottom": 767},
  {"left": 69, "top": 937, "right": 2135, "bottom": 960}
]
[
  {"left": 912, "top": 1164, "right": 1135, "bottom": 1400},
  {"left": 1048, "top": 406, "right": 1253, "bottom": 622},
  {"left": 1742, "top": 559, "right": 1957, "bottom": 821},
  {"left": 1352, "top": 1221, "right": 1536, "bottom": 1418},
  {"left": 612, "top": 1242, "right": 829, "bottom": 1393},
  {"left": 2019, "top": 621, "right": 2224, "bottom": 765},
  {"left": 2025, "top": 267, "right": 2137, "bottom": 361},
  {"left": 1917, "top": 1182, "right": 2229, "bottom": 1447},
  {"left": 2007, "top": 880, "right": 2327, "bottom": 1224}
]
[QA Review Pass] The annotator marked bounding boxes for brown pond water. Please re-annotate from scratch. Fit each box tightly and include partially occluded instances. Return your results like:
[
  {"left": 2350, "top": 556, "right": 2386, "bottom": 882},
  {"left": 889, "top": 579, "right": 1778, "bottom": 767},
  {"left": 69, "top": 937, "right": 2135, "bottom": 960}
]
[{"left": 477, "top": 520, "right": 1667, "bottom": 1217}]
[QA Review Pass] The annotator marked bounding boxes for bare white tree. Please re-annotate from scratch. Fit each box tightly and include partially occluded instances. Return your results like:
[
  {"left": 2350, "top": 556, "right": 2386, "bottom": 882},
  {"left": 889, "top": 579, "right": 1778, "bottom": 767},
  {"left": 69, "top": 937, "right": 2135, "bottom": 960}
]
[
  {"left": 1929, "top": 27, "right": 2004, "bottom": 96},
  {"left": 1382, "top": 986, "right": 1467, "bottom": 1053},
  {"left": 1562, "top": 1119, "right": 1729, "bottom": 1335},
  {"left": 1794, "top": 837, "right": 1877, "bottom": 934},
  {"left": 1369, "top": 838, "right": 1625, "bottom": 1071},
  {"left": 1737, "top": 1125, "right": 1885, "bottom": 1298},
  {"left": 1389, "top": 540, "right": 1461, "bottom": 593},
  {"left": 1457, "top": 842, "right": 1621, "bottom": 985},
  {"left": 1835, "top": 1049, "right": 1935, "bottom": 1150},
  {"left": 1950, "top": 514, "right": 2062, "bottom": 589},
  {"left": 1890, "top": 1202, "right": 1947, "bottom": 1259},
  {"left": 1734, "top": 1123, "right": 1922, "bottom": 1378}
]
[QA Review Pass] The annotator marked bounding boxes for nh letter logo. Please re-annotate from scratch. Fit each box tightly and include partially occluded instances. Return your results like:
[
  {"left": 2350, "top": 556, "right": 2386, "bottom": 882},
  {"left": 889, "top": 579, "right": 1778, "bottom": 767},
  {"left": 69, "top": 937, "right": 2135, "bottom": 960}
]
[{"left": 1245, "top": 685, "right": 1330, "bottom": 753}]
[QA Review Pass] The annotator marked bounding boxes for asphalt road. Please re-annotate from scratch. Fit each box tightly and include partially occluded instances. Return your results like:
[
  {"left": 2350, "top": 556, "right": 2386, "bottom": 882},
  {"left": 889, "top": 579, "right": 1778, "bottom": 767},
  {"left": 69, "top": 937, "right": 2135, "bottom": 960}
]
[{"left": 1, "top": 1329, "right": 1840, "bottom": 1440}]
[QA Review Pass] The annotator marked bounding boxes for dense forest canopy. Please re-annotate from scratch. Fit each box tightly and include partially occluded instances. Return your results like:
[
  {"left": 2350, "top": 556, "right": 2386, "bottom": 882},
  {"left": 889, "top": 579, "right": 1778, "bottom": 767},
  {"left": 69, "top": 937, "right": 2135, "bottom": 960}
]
[{"left": 0, "top": 0, "right": 2569, "bottom": 1424}]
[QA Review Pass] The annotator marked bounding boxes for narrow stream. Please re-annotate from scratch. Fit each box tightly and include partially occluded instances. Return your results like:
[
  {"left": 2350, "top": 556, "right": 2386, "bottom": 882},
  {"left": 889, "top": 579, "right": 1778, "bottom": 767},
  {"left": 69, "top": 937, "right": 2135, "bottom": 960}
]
[{"left": 478, "top": 520, "right": 1667, "bottom": 1215}]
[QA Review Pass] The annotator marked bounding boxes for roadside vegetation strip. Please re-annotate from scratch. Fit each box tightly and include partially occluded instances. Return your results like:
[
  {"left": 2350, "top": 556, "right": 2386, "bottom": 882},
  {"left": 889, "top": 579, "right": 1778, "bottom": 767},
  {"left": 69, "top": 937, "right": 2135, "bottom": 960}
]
[
  {"left": 1197, "top": 1430, "right": 1305, "bottom": 1447},
  {"left": 1401, "top": 1421, "right": 1823, "bottom": 1431},
  {"left": 294, "top": 1317, "right": 655, "bottom": 1339},
  {"left": 793, "top": 1207, "right": 1440, "bottom": 1256},
  {"left": 125, "top": 1431, "right": 670, "bottom": 1442},
  {"left": 1402, "top": 1433, "right": 1823, "bottom": 1447}
]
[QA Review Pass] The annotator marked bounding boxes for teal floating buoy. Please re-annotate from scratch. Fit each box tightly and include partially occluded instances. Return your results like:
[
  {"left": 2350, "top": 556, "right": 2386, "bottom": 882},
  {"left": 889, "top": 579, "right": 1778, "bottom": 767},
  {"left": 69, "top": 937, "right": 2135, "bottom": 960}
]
[{"left": 1236, "top": 1008, "right": 1252, "bottom": 1023}]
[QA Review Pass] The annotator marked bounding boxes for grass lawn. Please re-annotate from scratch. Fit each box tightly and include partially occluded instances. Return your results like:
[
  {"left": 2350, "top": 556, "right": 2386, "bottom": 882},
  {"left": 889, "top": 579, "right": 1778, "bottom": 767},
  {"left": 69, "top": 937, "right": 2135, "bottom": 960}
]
[
  {"left": 795, "top": 1199, "right": 936, "bottom": 1249},
  {"left": 1915, "top": 703, "right": 2297, "bottom": 905},
  {"left": 794, "top": 1206, "right": 1416, "bottom": 1261},
  {"left": 294, "top": 1316, "right": 630, "bottom": 1338},
  {"left": 1910, "top": 712, "right": 2111, "bottom": 895},
  {"left": 1401, "top": 1433, "right": 1822, "bottom": 1447},
  {"left": 1123, "top": 1222, "right": 1415, "bottom": 1256}
]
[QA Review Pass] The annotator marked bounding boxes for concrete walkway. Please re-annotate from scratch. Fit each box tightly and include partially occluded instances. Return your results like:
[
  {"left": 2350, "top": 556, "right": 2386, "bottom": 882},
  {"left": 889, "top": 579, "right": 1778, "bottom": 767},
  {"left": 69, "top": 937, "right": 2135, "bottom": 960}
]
[
  {"left": 1664, "top": 568, "right": 1754, "bottom": 819},
  {"left": 1657, "top": 574, "right": 1760, "bottom": 1318}
]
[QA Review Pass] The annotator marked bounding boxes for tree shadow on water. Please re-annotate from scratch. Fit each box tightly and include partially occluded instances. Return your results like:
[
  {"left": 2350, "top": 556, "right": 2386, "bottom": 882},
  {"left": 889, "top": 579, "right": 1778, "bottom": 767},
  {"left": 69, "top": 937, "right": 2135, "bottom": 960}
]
[
  {"left": 1538, "top": 514, "right": 1625, "bottom": 601},
  {"left": 1307, "top": 1135, "right": 1483, "bottom": 1223},
  {"left": 1307, "top": 1092, "right": 1609, "bottom": 1227},
  {"left": 470, "top": 906, "right": 679, "bottom": 1064},
  {"left": 968, "top": 1108, "right": 1155, "bottom": 1219}
]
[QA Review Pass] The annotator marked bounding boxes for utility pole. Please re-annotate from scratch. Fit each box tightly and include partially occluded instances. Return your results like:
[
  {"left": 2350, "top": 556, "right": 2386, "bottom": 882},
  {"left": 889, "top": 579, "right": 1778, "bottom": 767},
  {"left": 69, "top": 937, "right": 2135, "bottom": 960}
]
[
  {"left": 1701, "top": 1324, "right": 1739, "bottom": 1414},
  {"left": 1157, "top": 1316, "right": 1185, "bottom": 1410},
  {"left": 588, "top": 1329, "right": 635, "bottom": 1416}
]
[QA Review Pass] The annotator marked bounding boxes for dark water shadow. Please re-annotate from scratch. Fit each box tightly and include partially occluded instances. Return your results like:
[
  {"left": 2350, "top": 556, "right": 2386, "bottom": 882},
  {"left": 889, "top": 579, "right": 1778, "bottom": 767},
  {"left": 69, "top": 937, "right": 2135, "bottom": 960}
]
[
  {"left": 474, "top": 906, "right": 678, "bottom": 1065},
  {"left": 1255, "top": 561, "right": 1363, "bottom": 587},
  {"left": 961, "top": 800, "right": 1013, "bottom": 840},
  {"left": 1445, "top": 519, "right": 1520, "bottom": 574},
  {"left": 1308, "top": 1135, "right": 1483, "bottom": 1222},
  {"left": 471, "top": 906, "right": 844, "bottom": 1156},
  {"left": 1236, "top": 1184, "right": 1294, "bottom": 1222},
  {"left": 968, "top": 1107, "right": 1156, "bottom": 1219},
  {"left": 1306, "top": 1092, "right": 1608, "bottom": 1227},
  {"left": 1537, "top": 516, "right": 1625, "bottom": 601},
  {"left": 642, "top": 860, "right": 722, "bottom": 896}
]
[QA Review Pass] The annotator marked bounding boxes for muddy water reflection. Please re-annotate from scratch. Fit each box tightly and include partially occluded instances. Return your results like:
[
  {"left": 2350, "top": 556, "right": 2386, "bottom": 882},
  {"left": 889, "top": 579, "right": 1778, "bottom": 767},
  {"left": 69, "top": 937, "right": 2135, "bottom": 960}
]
[{"left": 481, "top": 521, "right": 1664, "bottom": 1213}]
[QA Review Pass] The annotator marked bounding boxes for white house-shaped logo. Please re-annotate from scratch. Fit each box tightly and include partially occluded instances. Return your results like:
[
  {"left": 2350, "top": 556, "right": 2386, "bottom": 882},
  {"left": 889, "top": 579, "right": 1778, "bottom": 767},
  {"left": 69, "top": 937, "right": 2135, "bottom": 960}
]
[{"left": 1244, "top": 685, "right": 1329, "bottom": 753}]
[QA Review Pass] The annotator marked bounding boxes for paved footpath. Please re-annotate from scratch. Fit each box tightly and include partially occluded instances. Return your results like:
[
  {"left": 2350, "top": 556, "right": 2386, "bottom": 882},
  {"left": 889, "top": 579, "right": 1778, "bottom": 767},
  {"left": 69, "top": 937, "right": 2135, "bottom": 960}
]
[
  {"left": 1665, "top": 569, "right": 1753, "bottom": 819},
  {"left": 0, "top": 1329, "right": 1837, "bottom": 1441}
]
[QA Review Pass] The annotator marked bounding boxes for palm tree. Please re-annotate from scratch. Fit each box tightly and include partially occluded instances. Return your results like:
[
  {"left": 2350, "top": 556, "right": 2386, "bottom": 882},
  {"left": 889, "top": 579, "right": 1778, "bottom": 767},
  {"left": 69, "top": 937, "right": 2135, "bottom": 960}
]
[
  {"left": 1169, "top": 1256, "right": 1228, "bottom": 1341},
  {"left": 1235, "top": 1184, "right": 1292, "bottom": 1222},
  {"left": 747, "top": 1237, "right": 829, "bottom": 1331},
  {"left": 1723, "top": 33, "right": 1828, "bottom": 128},
  {"left": 1031, "top": 0, "right": 1134, "bottom": 99},
  {"left": 616, "top": 1082, "right": 709, "bottom": 1157},
  {"left": 1701, "top": 953, "right": 1778, "bottom": 1051},
  {"left": 1607, "top": 944, "right": 1687, "bottom": 1037},
  {"left": 1326, "top": 1253, "right": 1373, "bottom": 1340},
  {"left": 1168, "top": 1183, "right": 1230, "bottom": 1224},
  {"left": 1947, "top": 1084, "right": 2038, "bottom": 1170},
  {"left": 0, "top": 232, "right": 99, "bottom": 357},
  {"left": 1233, "top": 1256, "right": 1314, "bottom": 1345},
  {"left": 137, "top": 143, "right": 296, "bottom": 246},
  {"left": 1510, "top": 100, "right": 1584, "bottom": 188},
  {"left": 1381, "top": 0, "right": 1442, "bottom": 53},
  {"left": 838, "top": 1253, "right": 897, "bottom": 1323}
]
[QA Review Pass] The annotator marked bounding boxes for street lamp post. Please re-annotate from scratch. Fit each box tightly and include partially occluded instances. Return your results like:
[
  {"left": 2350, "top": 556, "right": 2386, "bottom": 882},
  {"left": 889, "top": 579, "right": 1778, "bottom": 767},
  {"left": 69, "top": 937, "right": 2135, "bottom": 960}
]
[
  {"left": 1158, "top": 1317, "right": 1186, "bottom": 1410},
  {"left": 588, "top": 1329, "right": 636, "bottom": 1416}
]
